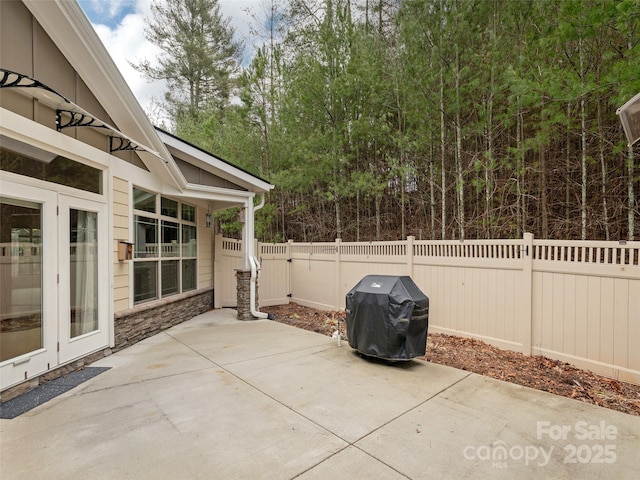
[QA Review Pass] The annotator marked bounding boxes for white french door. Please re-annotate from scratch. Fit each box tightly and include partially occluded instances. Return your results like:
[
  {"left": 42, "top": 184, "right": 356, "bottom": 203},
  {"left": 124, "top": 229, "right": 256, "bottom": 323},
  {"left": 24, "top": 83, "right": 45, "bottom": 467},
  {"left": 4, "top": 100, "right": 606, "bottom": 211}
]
[
  {"left": 58, "top": 195, "right": 108, "bottom": 363},
  {"left": 0, "top": 180, "right": 108, "bottom": 390},
  {"left": 0, "top": 181, "right": 57, "bottom": 389}
]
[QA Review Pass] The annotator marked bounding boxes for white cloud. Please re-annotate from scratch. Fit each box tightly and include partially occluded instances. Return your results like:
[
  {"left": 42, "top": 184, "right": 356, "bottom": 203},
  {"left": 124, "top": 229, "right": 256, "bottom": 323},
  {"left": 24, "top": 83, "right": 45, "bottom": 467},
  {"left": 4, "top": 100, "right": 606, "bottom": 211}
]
[
  {"left": 219, "top": 0, "right": 257, "bottom": 58},
  {"left": 89, "top": 3, "right": 165, "bottom": 124},
  {"left": 86, "top": 0, "right": 264, "bottom": 125}
]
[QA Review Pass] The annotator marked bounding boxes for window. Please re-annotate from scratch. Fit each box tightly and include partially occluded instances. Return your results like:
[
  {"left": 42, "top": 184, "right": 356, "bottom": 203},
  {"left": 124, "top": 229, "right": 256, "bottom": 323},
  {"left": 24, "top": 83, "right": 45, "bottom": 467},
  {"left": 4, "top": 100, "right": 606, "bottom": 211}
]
[
  {"left": 132, "top": 188, "right": 197, "bottom": 304},
  {"left": 162, "top": 221, "right": 179, "bottom": 256},
  {"left": 161, "top": 197, "right": 178, "bottom": 218},
  {"left": 182, "top": 204, "right": 195, "bottom": 222},
  {"left": 134, "top": 188, "right": 156, "bottom": 213},
  {"left": 134, "top": 262, "right": 157, "bottom": 303},
  {"left": 1, "top": 142, "right": 103, "bottom": 194}
]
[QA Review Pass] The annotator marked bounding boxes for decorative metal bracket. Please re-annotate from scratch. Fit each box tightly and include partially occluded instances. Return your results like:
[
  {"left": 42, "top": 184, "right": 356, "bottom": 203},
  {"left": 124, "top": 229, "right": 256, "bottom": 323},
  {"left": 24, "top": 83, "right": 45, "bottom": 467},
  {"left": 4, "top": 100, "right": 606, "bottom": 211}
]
[
  {"left": 0, "top": 69, "right": 69, "bottom": 102},
  {"left": 109, "top": 136, "right": 144, "bottom": 153},
  {"left": 1, "top": 68, "right": 165, "bottom": 161},
  {"left": 56, "top": 109, "right": 108, "bottom": 131},
  {"left": 56, "top": 110, "right": 144, "bottom": 153}
]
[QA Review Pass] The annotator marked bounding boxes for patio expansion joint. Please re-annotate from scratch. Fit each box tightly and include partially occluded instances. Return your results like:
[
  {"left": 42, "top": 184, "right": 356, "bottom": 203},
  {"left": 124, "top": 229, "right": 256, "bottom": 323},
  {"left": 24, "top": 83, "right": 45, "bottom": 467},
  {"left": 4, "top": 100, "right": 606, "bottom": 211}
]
[
  {"left": 288, "top": 442, "right": 413, "bottom": 480},
  {"left": 295, "top": 362, "right": 477, "bottom": 478},
  {"left": 341, "top": 372, "right": 474, "bottom": 476},
  {"left": 158, "top": 331, "right": 475, "bottom": 480},
  {"left": 221, "top": 344, "right": 337, "bottom": 368},
  {"left": 165, "top": 332, "right": 344, "bottom": 425},
  {"left": 160, "top": 332, "right": 407, "bottom": 477},
  {"left": 288, "top": 373, "right": 474, "bottom": 480},
  {"left": 353, "top": 371, "right": 473, "bottom": 443}
]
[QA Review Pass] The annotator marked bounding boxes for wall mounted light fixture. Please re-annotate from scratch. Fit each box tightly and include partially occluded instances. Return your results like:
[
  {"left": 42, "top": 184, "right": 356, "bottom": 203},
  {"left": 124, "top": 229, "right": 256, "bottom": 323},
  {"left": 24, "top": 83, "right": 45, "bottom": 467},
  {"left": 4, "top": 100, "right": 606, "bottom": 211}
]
[{"left": 205, "top": 204, "right": 212, "bottom": 228}]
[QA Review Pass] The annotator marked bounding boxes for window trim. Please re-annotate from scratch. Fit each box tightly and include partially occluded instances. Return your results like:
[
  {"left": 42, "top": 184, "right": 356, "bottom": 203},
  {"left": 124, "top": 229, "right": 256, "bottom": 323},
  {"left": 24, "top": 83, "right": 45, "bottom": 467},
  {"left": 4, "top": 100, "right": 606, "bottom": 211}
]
[{"left": 132, "top": 187, "right": 197, "bottom": 305}]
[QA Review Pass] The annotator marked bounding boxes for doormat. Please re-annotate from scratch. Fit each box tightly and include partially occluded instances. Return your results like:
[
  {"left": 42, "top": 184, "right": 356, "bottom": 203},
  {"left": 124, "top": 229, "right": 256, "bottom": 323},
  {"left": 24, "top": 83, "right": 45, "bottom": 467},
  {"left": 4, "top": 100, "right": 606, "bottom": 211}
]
[{"left": 0, "top": 367, "right": 110, "bottom": 419}]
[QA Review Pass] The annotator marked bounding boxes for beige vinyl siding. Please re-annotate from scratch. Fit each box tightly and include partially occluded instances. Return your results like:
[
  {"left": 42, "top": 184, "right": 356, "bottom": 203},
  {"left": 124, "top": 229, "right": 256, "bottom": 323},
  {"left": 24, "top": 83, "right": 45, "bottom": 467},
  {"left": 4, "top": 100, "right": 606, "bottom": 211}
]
[
  {"left": 197, "top": 207, "right": 213, "bottom": 288},
  {"left": 113, "top": 176, "right": 130, "bottom": 312}
]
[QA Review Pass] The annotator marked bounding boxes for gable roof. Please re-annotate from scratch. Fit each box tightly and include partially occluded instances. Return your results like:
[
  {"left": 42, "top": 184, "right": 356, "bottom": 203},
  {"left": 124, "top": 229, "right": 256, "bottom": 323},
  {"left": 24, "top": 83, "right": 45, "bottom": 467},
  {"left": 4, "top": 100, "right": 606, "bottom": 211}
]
[
  {"left": 21, "top": 0, "right": 272, "bottom": 196},
  {"left": 157, "top": 127, "right": 272, "bottom": 193},
  {"left": 22, "top": 0, "right": 180, "bottom": 185}
]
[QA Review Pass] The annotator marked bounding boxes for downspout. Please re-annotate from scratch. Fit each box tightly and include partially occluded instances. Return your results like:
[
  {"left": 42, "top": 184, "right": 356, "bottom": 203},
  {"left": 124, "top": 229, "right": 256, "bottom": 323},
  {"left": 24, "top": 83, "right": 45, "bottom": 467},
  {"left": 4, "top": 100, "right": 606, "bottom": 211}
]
[
  {"left": 254, "top": 192, "right": 266, "bottom": 213},
  {"left": 248, "top": 193, "right": 270, "bottom": 319}
]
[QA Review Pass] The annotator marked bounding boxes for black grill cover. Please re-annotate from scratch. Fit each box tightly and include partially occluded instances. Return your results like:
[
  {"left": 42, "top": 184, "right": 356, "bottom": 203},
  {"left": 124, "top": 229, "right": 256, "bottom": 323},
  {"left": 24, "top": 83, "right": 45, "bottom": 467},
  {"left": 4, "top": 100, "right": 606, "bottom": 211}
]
[{"left": 345, "top": 275, "right": 429, "bottom": 360}]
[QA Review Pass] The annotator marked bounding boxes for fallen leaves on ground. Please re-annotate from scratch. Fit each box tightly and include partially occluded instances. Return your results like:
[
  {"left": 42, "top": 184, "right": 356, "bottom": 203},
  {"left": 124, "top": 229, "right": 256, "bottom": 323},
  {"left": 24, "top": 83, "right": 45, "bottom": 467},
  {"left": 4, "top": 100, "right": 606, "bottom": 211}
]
[{"left": 266, "top": 303, "right": 640, "bottom": 417}]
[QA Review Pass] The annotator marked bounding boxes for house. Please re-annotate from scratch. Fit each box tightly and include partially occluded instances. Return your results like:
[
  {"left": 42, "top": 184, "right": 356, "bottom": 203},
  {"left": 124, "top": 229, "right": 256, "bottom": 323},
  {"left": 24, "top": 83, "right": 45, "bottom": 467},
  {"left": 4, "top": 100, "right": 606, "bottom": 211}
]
[{"left": 0, "top": 0, "right": 273, "bottom": 398}]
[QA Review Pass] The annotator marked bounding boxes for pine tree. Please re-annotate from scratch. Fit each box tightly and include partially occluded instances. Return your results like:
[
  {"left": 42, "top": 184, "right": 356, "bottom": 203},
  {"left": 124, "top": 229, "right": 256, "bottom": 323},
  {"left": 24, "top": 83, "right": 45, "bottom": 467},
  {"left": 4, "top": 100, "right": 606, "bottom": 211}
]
[{"left": 132, "top": 0, "right": 243, "bottom": 119}]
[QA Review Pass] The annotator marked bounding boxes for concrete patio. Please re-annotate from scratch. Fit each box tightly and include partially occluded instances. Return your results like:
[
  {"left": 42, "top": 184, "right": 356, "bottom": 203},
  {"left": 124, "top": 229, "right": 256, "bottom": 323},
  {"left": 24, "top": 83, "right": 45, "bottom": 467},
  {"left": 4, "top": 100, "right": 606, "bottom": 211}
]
[{"left": 1, "top": 308, "right": 639, "bottom": 479}]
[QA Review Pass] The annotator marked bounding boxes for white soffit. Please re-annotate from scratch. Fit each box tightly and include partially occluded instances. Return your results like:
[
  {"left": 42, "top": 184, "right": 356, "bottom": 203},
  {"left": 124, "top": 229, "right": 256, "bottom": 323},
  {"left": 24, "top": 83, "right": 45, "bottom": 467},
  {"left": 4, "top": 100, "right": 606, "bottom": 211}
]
[{"left": 157, "top": 129, "right": 273, "bottom": 193}]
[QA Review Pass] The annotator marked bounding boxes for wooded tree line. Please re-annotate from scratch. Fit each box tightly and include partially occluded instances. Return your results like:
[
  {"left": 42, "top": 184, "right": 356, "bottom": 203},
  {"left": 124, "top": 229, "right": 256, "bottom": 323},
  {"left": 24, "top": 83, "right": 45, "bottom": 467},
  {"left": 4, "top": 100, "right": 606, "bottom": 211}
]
[{"left": 140, "top": 0, "right": 640, "bottom": 242}]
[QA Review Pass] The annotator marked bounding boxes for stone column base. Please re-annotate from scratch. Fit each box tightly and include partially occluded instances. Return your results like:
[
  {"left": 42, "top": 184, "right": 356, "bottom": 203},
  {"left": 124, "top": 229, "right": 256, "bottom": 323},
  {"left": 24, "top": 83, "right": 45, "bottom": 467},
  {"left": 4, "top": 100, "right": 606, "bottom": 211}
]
[{"left": 236, "top": 269, "right": 259, "bottom": 320}]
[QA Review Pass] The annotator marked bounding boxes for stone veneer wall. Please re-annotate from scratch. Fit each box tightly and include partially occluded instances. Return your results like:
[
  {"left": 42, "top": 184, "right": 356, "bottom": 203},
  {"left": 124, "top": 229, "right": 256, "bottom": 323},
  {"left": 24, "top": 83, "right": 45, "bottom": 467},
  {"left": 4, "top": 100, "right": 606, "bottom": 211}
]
[
  {"left": 1, "top": 288, "right": 214, "bottom": 402},
  {"left": 114, "top": 288, "right": 213, "bottom": 349}
]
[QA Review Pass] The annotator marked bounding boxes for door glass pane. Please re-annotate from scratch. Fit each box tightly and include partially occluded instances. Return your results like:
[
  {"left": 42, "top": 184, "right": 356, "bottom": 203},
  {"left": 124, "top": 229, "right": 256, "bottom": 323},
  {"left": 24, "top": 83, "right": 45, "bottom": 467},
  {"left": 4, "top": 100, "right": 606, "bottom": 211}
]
[
  {"left": 0, "top": 199, "right": 43, "bottom": 361},
  {"left": 70, "top": 209, "right": 98, "bottom": 338}
]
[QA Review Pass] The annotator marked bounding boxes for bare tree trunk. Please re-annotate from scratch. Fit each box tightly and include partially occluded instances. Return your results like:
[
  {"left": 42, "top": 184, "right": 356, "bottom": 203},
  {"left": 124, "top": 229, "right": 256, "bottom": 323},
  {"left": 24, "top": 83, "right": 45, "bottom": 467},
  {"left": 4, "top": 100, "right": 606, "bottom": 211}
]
[
  {"left": 580, "top": 96, "right": 587, "bottom": 240},
  {"left": 484, "top": 95, "right": 492, "bottom": 239},
  {"left": 401, "top": 181, "right": 406, "bottom": 239},
  {"left": 485, "top": 12, "right": 496, "bottom": 239},
  {"left": 626, "top": 27, "right": 636, "bottom": 241},
  {"left": 281, "top": 192, "right": 286, "bottom": 241},
  {"left": 579, "top": 38, "right": 587, "bottom": 240},
  {"left": 516, "top": 97, "right": 524, "bottom": 236},
  {"left": 597, "top": 97, "right": 610, "bottom": 240},
  {"left": 356, "top": 190, "right": 360, "bottom": 242},
  {"left": 335, "top": 195, "right": 342, "bottom": 240},
  {"left": 375, "top": 195, "right": 382, "bottom": 241},
  {"left": 437, "top": 0, "right": 447, "bottom": 239},
  {"left": 455, "top": 43, "right": 465, "bottom": 240},
  {"left": 540, "top": 144, "right": 549, "bottom": 238},
  {"left": 440, "top": 67, "right": 446, "bottom": 240},
  {"left": 566, "top": 103, "right": 572, "bottom": 236},
  {"left": 628, "top": 144, "right": 635, "bottom": 241},
  {"left": 365, "top": 0, "right": 369, "bottom": 32},
  {"left": 429, "top": 155, "right": 436, "bottom": 240},
  {"left": 485, "top": 73, "right": 494, "bottom": 239},
  {"left": 484, "top": 167, "right": 490, "bottom": 238}
]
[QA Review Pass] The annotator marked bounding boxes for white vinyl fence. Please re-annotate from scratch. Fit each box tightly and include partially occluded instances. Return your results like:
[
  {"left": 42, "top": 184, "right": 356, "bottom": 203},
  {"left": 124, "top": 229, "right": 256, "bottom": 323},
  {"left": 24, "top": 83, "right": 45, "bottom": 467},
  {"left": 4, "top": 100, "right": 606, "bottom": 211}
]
[{"left": 214, "top": 234, "right": 640, "bottom": 385}]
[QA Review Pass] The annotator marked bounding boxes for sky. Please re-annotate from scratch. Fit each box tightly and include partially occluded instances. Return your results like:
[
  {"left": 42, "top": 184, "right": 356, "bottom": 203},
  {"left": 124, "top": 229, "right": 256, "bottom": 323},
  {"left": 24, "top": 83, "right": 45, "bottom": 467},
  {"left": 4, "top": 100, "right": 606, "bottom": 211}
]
[{"left": 77, "top": 0, "right": 260, "bottom": 124}]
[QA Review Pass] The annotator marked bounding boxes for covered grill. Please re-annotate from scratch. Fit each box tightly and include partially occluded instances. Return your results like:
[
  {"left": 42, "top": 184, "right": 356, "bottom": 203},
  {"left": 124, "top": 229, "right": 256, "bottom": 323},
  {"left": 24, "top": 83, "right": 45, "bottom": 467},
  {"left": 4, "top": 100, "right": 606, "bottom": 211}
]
[{"left": 345, "top": 275, "right": 429, "bottom": 360}]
